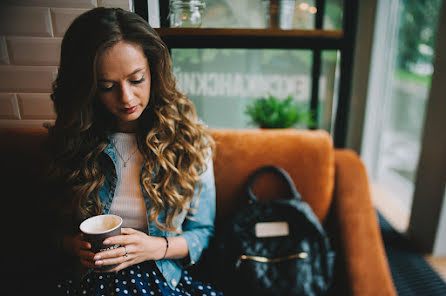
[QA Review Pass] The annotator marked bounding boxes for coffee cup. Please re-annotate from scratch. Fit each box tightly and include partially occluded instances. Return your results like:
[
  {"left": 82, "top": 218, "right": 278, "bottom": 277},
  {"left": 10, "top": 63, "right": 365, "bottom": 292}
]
[{"left": 79, "top": 214, "right": 123, "bottom": 271}]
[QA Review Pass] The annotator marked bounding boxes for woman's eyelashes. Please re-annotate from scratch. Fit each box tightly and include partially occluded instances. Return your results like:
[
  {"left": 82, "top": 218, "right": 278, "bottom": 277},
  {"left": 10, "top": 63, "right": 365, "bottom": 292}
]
[
  {"left": 131, "top": 77, "right": 145, "bottom": 85},
  {"left": 98, "top": 84, "right": 114, "bottom": 92},
  {"left": 98, "top": 77, "right": 145, "bottom": 92}
]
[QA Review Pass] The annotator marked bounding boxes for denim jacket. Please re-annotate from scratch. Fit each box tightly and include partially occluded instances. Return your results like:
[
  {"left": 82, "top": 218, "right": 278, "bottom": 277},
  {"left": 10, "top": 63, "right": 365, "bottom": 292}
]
[{"left": 97, "top": 142, "right": 216, "bottom": 289}]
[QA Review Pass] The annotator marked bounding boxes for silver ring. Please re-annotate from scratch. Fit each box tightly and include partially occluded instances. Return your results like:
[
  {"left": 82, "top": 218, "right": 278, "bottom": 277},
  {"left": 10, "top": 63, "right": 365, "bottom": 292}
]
[{"left": 123, "top": 245, "right": 128, "bottom": 258}]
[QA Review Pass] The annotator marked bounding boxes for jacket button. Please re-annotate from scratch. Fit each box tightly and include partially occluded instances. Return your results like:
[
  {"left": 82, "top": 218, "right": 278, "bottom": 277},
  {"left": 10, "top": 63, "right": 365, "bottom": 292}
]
[{"left": 171, "top": 279, "right": 177, "bottom": 287}]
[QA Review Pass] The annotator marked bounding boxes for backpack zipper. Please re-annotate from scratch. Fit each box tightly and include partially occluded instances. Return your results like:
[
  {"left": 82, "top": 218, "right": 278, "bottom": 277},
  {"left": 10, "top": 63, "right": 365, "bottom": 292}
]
[{"left": 235, "top": 252, "right": 308, "bottom": 268}]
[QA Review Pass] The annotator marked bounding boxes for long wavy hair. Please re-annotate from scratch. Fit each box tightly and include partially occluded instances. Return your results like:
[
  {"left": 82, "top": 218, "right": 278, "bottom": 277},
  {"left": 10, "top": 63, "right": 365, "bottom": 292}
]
[{"left": 48, "top": 7, "right": 214, "bottom": 232}]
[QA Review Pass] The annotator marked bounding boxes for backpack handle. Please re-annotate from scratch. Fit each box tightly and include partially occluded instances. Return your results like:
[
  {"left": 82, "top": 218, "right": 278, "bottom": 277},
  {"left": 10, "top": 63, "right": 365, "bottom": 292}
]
[{"left": 247, "top": 165, "right": 302, "bottom": 202}]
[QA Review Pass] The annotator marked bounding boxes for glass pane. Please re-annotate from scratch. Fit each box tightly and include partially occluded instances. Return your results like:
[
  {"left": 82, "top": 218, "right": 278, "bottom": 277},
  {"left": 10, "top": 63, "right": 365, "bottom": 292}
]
[
  {"left": 324, "top": 0, "right": 343, "bottom": 30},
  {"left": 187, "top": 0, "right": 339, "bottom": 29},
  {"left": 277, "top": 0, "right": 342, "bottom": 30},
  {"left": 364, "top": 0, "right": 442, "bottom": 228},
  {"left": 318, "top": 50, "right": 340, "bottom": 132},
  {"left": 278, "top": 0, "right": 316, "bottom": 29},
  {"left": 170, "top": 0, "right": 343, "bottom": 29},
  {"left": 167, "top": 0, "right": 343, "bottom": 29},
  {"left": 171, "top": 49, "right": 313, "bottom": 128},
  {"left": 200, "top": 0, "right": 270, "bottom": 28}
]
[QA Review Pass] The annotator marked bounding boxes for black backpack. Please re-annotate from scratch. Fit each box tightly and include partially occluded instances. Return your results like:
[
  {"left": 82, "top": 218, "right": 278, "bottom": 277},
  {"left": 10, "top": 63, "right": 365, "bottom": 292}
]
[{"left": 213, "top": 165, "right": 335, "bottom": 296}]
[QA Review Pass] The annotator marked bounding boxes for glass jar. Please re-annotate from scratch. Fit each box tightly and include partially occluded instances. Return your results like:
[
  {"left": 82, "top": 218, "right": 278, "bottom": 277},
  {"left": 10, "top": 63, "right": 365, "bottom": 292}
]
[{"left": 170, "top": 0, "right": 206, "bottom": 28}]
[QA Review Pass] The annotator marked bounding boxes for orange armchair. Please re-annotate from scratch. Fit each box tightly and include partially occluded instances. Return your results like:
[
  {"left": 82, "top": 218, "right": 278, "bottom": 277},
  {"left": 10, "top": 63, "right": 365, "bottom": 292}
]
[{"left": 208, "top": 129, "right": 396, "bottom": 295}]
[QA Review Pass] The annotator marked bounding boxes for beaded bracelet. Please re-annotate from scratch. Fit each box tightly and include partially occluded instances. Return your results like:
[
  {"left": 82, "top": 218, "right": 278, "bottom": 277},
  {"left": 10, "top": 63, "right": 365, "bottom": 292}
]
[{"left": 161, "top": 236, "right": 169, "bottom": 259}]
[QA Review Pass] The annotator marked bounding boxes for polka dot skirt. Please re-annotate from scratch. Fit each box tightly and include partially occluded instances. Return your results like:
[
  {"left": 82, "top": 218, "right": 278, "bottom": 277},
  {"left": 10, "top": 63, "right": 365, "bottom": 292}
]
[{"left": 56, "top": 261, "right": 223, "bottom": 296}]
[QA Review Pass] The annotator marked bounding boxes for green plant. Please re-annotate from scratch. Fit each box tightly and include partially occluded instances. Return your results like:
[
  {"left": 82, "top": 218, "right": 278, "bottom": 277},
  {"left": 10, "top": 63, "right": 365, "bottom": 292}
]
[{"left": 245, "top": 95, "right": 314, "bottom": 128}]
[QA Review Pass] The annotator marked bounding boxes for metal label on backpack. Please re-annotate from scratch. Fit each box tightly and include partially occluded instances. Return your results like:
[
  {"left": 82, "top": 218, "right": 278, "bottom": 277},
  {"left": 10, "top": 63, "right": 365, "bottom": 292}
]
[{"left": 255, "top": 221, "right": 290, "bottom": 238}]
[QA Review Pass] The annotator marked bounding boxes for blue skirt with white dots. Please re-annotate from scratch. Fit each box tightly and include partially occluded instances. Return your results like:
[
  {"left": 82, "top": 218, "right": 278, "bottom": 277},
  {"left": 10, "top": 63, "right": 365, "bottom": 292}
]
[{"left": 56, "top": 261, "right": 223, "bottom": 296}]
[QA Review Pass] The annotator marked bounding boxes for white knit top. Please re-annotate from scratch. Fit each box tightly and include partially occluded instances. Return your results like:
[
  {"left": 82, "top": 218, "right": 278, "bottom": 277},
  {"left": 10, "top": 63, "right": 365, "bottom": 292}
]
[{"left": 110, "top": 132, "right": 148, "bottom": 234}]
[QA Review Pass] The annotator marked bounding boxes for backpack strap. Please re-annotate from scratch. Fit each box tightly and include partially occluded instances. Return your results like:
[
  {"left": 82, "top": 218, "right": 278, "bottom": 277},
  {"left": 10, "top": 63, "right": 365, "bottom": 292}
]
[{"left": 247, "top": 165, "right": 302, "bottom": 202}]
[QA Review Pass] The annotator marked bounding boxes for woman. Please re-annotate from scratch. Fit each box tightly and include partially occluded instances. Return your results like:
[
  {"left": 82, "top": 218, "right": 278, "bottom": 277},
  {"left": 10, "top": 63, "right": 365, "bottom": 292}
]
[{"left": 49, "top": 7, "right": 221, "bottom": 296}]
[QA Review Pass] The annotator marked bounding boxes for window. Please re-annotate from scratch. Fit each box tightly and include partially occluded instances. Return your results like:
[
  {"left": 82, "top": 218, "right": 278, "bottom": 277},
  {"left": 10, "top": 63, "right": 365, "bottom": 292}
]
[
  {"left": 362, "top": 0, "right": 442, "bottom": 231},
  {"left": 171, "top": 48, "right": 339, "bottom": 130},
  {"left": 149, "top": 0, "right": 349, "bottom": 133}
]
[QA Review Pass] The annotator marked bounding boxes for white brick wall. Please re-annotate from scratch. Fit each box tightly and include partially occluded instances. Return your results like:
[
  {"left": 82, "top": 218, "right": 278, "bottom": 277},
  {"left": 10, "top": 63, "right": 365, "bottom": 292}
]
[
  {"left": 0, "top": 37, "right": 9, "bottom": 65},
  {"left": 0, "top": 0, "right": 131, "bottom": 128},
  {"left": 51, "top": 8, "right": 90, "bottom": 37},
  {"left": 0, "top": 65, "right": 58, "bottom": 92},
  {"left": 0, "top": 7, "right": 53, "bottom": 37},
  {"left": 0, "top": 93, "right": 20, "bottom": 119},
  {"left": 7, "top": 37, "right": 62, "bottom": 65}
]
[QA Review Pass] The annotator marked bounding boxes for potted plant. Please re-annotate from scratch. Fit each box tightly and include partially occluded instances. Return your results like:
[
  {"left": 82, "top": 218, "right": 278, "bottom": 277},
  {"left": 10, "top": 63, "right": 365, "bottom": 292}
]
[{"left": 245, "top": 95, "right": 314, "bottom": 129}]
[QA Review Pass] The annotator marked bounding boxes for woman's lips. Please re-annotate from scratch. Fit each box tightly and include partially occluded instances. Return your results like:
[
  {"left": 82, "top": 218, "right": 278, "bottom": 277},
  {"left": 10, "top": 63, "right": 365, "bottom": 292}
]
[{"left": 123, "top": 106, "right": 137, "bottom": 114}]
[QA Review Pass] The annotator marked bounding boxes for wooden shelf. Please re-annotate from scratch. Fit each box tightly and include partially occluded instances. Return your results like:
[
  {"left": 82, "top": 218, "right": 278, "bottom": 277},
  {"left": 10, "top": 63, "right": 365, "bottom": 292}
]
[
  {"left": 156, "top": 28, "right": 343, "bottom": 38},
  {"left": 155, "top": 28, "right": 344, "bottom": 50}
]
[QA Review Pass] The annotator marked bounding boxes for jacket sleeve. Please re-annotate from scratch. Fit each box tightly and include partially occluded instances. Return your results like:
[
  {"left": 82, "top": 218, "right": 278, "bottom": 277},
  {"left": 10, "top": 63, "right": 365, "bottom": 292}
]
[{"left": 179, "top": 156, "right": 216, "bottom": 267}]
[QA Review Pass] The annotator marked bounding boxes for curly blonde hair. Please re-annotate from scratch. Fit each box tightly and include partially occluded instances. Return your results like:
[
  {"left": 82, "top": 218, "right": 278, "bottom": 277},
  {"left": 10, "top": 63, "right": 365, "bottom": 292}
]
[{"left": 48, "top": 7, "right": 214, "bottom": 232}]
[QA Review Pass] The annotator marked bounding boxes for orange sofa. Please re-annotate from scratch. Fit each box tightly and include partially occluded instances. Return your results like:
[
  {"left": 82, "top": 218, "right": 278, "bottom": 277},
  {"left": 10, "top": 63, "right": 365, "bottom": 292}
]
[{"left": 0, "top": 128, "right": 396, "bottom": 295}]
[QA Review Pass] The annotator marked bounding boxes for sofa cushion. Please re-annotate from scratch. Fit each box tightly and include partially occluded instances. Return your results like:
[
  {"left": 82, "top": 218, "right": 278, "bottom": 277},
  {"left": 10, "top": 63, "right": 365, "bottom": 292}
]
[
  {"left": 0, "top": 128, "right": 54, "bottom": 278},
  {"left": 209, "top": 129, "right": 335, "bottom": 222}
]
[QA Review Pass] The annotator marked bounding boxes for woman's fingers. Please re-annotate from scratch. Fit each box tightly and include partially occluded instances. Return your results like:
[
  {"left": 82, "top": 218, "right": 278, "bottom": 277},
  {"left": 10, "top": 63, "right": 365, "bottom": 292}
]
[
  {"left": 63, "top": 234, "right": 90, "bottom": 255},
  {"left": 94, "top": 256, "right": 125, "bottom": 267},
  {"left": 74, "top": 241, "right": 91, "bottom": 254},
  {"left": 121, "top": 227, "right": 138, "bottom": 235},
  {"left": 70, "top": 237, "right": 92, "bottom": 258},
  {"left": 74, "top": 233, "right": 91, "bottom": 249},
  {"left": 92, "top": 229, "right": 154, "bottom": 269},
  {"left": 94, "top": 245, "right": 128, "bottom": 261},
  {"left": 95, "top": 249, "right": 130, "bottom": 267},
  {"left": 79, "top": 240, "right": 91, "bottom": 249},
  {"left": 103, "top": 228, "right": 142, "bottom": 245},
  {"left": 79, "top": 247, "right": 95, "bottom": 268},
  {"left": 102, "top": 234, "right": 133, "bottom": 246},
  {"left": 64, "top": 233, "right": 97, "bottom": 268},
  {"left": 78, "top": 249, "right": 95, "bottom": 261}
]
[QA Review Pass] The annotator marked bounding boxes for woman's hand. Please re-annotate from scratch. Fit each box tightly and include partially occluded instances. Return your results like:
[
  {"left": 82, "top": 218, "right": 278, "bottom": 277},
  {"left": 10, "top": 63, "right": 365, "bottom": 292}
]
[
  {"left": 93, "top": 228, "right": 166, "bottom": 272},
  {"left": 62, "top": 233, "right": 96, "bottom": 268}
]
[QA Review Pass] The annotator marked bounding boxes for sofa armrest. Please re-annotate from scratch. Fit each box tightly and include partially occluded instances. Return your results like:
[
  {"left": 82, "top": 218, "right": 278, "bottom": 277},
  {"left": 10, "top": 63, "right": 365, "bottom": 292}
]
[{"left": 332, "top": 149, "right": 396, "bottom": 296}]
